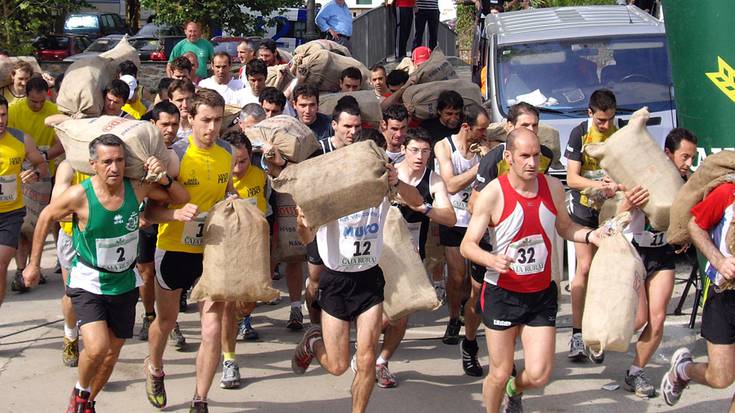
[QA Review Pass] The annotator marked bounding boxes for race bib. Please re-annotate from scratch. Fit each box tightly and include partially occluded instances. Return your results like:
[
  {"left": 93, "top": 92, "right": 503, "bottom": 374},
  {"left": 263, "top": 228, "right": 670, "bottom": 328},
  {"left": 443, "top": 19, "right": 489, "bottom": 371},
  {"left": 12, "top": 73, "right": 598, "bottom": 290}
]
[
  {"left": 182, "top": 212, "right": 208, "bottom": 247},
  {"left": 95, "top": 231, "right": 138, "bottom": 272},
  {"left": 406, "top": 221, "right": 422, "bottom": 251},
  {"left": 338, "top": 221, "right": 381, "bottom": 269},
  {"left": 0, "top": 174, "right": 18, "bottom": 203},
  {"left": 636, "top": 230, "right": 667, "bottom": 248},
  {"left": 582, "top": 169, "right": 606, "bottom": 181},
  {"left": 505, "top": 234, "right": 548, "bottom": 275},
  {"left": 451, "top": 187, "right": 471, "bottom": 211}
]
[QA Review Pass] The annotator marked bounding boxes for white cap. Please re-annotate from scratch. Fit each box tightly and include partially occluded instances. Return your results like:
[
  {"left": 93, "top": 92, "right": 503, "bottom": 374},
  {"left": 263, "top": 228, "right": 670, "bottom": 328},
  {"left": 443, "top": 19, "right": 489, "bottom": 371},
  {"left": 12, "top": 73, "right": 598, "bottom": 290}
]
[{"left": 119, "top": 74, "right": 137, "bottom": 100}]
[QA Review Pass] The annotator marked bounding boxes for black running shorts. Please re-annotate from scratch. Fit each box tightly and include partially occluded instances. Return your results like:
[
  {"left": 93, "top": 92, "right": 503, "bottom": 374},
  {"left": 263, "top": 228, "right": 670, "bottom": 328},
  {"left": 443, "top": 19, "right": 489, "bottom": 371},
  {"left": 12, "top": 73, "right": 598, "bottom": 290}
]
[
  {"left": 0, "top": 207, "right": 24, "bottom": 248},
  {"left": 67, "top": 287, "right": 139, "bottom": 339},
  {"left": 154, "top": 249, "right": 203, "bottom": 291},
  {"left": 701, "top": 285, "right": 735, "bottom": 345},
  {"left": 636, "top": 244, "right": 676, "bottom": 279},
  {"left": 479, "top": 281, "right": 558, "bottom": 331},
  {"left": 439, "top": 225, "right": 467, "bottom": 247},
  {"left": 317, "top": 266, "right": 385, "bottom": 321},
  {"left": 568, "top": 201, "right": 599, "bottom": 229},
  {"left": 137, "top": 225, "right": 158, "bottom": 264}
]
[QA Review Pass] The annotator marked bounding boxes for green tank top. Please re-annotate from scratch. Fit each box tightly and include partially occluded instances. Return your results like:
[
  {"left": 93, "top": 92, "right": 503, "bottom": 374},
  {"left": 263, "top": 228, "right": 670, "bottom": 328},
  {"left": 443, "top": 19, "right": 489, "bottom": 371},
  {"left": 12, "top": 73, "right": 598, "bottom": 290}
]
[{"left": 70, "top": 178, "right": 140, "bottom": 295}]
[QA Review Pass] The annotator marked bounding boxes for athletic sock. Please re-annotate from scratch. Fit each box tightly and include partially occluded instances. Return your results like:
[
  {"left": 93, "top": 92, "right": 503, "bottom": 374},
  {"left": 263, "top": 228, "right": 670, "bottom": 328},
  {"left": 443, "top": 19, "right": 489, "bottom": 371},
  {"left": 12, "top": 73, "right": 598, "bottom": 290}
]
[
  {"left": 291, "top": 301, "right": 301, "bottom": 310},
  {"left": 75, "top": 382, "right": 91, "bottom": 394},
  {"left": 505, "top": 376, "right": 519, "bottom": 397},
  {"left": 463, "top": 338, "right": 478, "bottom": 349},
  {"left": 629, "top": 365, "right": 643, "bottom": 376},
  {"left": 376, "top": 356, "right": 388, "bottom": 365},
  {"left": 676, "top": 360, "right": 692, "bottom": 381},
  {"left": 223, "top": 352, "right": 236, "bottom": 362},
  {"left": 64, "top": 323, "right": 78, "bottom": 340},
  {"left": 572, "top": 328, "right": 582, "bottom": 336}
]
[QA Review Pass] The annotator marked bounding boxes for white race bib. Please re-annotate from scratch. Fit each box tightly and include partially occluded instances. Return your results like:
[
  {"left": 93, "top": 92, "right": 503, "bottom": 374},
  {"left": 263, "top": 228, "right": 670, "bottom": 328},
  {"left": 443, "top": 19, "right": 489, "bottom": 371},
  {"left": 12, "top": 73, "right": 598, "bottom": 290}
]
[
  {"left": 95, "top": 231, "right": 138, "bottom": 272},
  {"left": 406, "top": 221, "right": 422, "bottom": 251},
  {"left": 505, "top": 235, "right": 548, "bottom": 275},
  {"left": 636, "top": 230, "right": 667, "bottom": 248},
  {"left": 182, "top": 212, "right": 208, "bottom": 247},
  {"left": 0, "top": 174, "right": 18, "bottom": 203},
  {"left": 451, "top": 186, "right": 471, "bottom": 211},
  {"left": 338, "top": 221, "right": 381, "bottom": 270}
]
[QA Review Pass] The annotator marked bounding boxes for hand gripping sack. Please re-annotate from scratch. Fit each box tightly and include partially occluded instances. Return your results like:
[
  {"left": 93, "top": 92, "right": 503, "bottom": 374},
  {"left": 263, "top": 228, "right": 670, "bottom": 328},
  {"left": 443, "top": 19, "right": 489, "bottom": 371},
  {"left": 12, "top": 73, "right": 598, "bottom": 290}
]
[
  {"left": 272, "top": 140, "right": 391, "bottom": 229},
  {"left": 583, "top": 213, "right": 645, "bottom": 355},
  {"left": 243, "top": 115, "right": 319, "bottom": 163},
  {"left": 403, "top": 79, "right": 483, "bottom": 120},
  {"left": 411, "top": 48, "right": 457, "bottom": 84},
  {"left": 0, "top": 57, "right": 42, "bottom": 88},
  {"left": 266, "top": 64, "right": 295, "bottom": 91},
  {"left": 54, "top": 116, "right": 170, "bottom": 181},
  {"left": 273, "top": 191, "right": 307, "bottom": 262},
  {"left": 584, "top": 108, "right": 684, "bottom": 231},
  {"left": 668, "top": 150, "right": 735, "bottom": 245},
  {"left": 319, "top": 91, "right": 382, "bottom": 127},
  {"left": 380, "top": 207, "right": 441, "bottom": 322},
  {"left": 296, "top": 50, "right": 371, "bottom": 93},
  {"left": 190, "top": 199, "right": 279, "bottom": 302}
]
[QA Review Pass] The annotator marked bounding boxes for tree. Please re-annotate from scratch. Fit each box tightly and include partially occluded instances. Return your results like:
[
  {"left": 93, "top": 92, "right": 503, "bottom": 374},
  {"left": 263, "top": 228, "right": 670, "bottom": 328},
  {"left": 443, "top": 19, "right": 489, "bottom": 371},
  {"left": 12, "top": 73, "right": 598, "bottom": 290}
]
[
  {"left": 0, "top": 0, "right": 89, "bottom": 55},
  {"left": 140, "top": 0, "right": 303, "bottom": 37}
]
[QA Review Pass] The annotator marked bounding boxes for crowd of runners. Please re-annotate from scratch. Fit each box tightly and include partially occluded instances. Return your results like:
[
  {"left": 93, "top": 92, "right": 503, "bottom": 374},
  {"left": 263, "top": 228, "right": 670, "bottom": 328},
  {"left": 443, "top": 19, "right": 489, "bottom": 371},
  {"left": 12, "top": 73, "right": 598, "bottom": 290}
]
[{"left": 0, "top": 18, "right": 733, "bottom": 413}]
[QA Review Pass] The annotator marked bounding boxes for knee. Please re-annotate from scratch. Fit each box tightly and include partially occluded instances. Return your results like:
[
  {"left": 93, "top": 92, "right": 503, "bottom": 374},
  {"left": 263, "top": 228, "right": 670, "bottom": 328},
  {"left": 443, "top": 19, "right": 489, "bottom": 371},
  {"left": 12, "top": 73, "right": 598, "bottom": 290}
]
[
  {"left": 648, "top": 314, "right": 666, "bottom": 337},
  {"left": 200, "top": 320, "right": 222, "bottom": 343},
  {"left": 354, "top": 350, "right": 376, "bottom": 375},
  {"left": 571, "top": 270, "right": 588, "bottom": 287},
  {"left": 488, "top": 364, "right": 513, "bottom": 386},
  {"left": 524, "top": 364, "right": 553, "bottom": 388},
  {"left": 708, "top": 368, "right": 735, "bottom": 389},
  {"left": 83, "top": 342, "right": 110, "bottom": 362},
  {"left": 154, "top": 313, "right": 177, "bottom": 331}
]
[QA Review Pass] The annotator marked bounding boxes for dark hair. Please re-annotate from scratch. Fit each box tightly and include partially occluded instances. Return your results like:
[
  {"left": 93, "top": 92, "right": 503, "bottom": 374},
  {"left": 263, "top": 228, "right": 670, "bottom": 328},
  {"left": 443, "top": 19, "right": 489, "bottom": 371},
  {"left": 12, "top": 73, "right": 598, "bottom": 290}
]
[
  {"left": 333, "top": 96, "right": 361, "bottom": 122},
  {"left": 353, "top": 128, "right": 386, "bottom": 149},
  {"left": 258, "top": 38, "right": 277, "bottom": 53},
  {"left": 157, "top": 77, "right": 173, "bottom": 97},
  {"left": 340, "top": 67, "right": 363, "bottom": 83},
  {"left": 151, "top": 100, "right": 180, "bottom": 121},
  {"left": 0, "top": 95, "right": 8, "bottom": 110},
  {"left": 26, "top": 75, "right": 48, "bottom": 95},
  {"left": 589, "top": 89, "right": 617, "bottom": 113},
  {"left": 170, "top": 56, "right": 193, "bottom": 73},
  {"left": 190, "top": 88, "right": 225, "bottom": 118},
  {"left": 222, "top": 130, "right": 253, "bottom": 153},
  {"left": 507, "top": 102, "right": 539, "bottom": 125},
  {"left": 167, "top": 79, "right": 195, "bottom": 97},
  {"left": 213, "top": 51, "right": 232, "bottom": 66},
  {"left": 119, "top": 60, "right": 138, "bottom": 77},
  {"left": 462, "top": 105, "right": 488, "bottom": 127},
  {"left": 89, "top": 134, "right": 125, "bottom": 160},
  {"left": 369, "top": 64, "right": 386, "bottom": 73},
  {"left": 54, "top": 73, "right": 64, "bottom": 94},
  {"left": 382, "top": 104, "right": 408, "bottom": 123},
  {"left": 292, "top": 82, "right": 320, "bottom": 104},
  {"left": 437, "top": 90, "right": 464, "bottom": 113},
  {"left": 386, "top": 69, "right": 409, "bottom": 87},
  {"left": 104, "top": 79, "right": 130, "bottom": 103},
  {"left": 259, "top": 87, "right": 287, "bottom": 108},
  {"left": 404, "top": 127, "right": 432, "bottom": 147},
  {"left": 665, "top": 128, "right": 698, "bottom": 153},
  {"left": 246, "top": 59, "right": 267, "bottom": 78}
]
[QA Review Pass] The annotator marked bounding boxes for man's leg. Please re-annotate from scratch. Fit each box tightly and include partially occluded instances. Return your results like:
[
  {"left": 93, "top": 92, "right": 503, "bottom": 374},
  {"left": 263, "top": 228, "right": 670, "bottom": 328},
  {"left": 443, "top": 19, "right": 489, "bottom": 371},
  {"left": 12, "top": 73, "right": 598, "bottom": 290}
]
[
  {"left": 61, "top": 268, "right": 80, "bottom": 367},
  {"left": 685, "top": 342, "right": 735, "bottom": 389},
  {"left": 444, "top": 246, "right": 466, "bottom": 344},
  {"left": 569, "top": 241, "right": 595, "bottom": 359},
  {"left": 462, "top": 278, "right": 484, "bottom": 376},
  {"left": 483, "top": 326, "right": 519, "bottom": 413},
  {"left": 515, "top": 326, "right": 556, "bottom": 393},
  {"left": 0, "top": 245, "right": 16, "bottom": 306},
  {"left": 351, "top": 304, "right": 383, "bottom": 413},
  {"left": 313, "top": 309, "right": 351, "bottom": 375},
  {"left": 88, "top": 331, "right": 126, "bottom": 400},
  {"left": 138, "top": 262, "right": 156, "bottom": 315},
  {"left": 375, "top": 314, "right": 407, "bottom": 388},
  {"left": 427, "top": 9, "right": 440, "bottom": 50},
  {"left": 633, "top": 269, "right": 674, "bottom": 368},
  {"left": 285, "top": 261, "right": 304, "bottom": 330},
  {"left": 397, "top": 7, "right": 413, "bottom": 58},
  {"left": 147, "top": 283, "right": 182, "bottom": 369},
  {"left": 194, "top": 300, "right": 226, "bottom": 400},
  {"left": 305, "top": 262, "right": 323, "bottom": 324},
  {"left": 77, "top": 321, "right": 114, "bottom": 390},
  {"left": 220, "top": 301, "right": 242, "bottom": 389},
  {"left": 412, "top": 10, "right": 428, "bottom": 50}
]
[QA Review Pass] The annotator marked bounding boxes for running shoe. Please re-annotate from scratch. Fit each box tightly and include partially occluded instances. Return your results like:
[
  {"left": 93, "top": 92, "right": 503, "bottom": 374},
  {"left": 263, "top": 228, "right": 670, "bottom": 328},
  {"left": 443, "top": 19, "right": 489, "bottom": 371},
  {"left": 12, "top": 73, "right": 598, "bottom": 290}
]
[
  {"left": 624, "top": 369, "right": 656, "bottom": 398},
  {"left": 179, "top": 290, "right": 188, "bottom": 312},
  {"left": 287, "top": 306, "right": 304, "bottom": 330},
  {"left": 144, "top": 357, "right": 167, "bottom": 408},
  {"left": 62, "top": 336, "right": 79, "bottom": 367},
  {"left": 267, "top": 295, "right": 282, "bottom": 305},
  {"left": 138, "top": 314, "right": 155, "bottom": 341},
  {"left": 54, "top": 259, "right": 62, "bottom": 274},
  {"left": 661, "top": 347, "right": 693, "bottom": 406},
  {"left": 67, "top": 388, "right": 89, "bottom": 413},
  {"left": 189, "top": 400, "right": 209, "bottom": 413},
  {"left": 376, "top": 363, "right": 398, "bottom": 388},
  {"left": 84, "top": 401, "right": 95, "bottom": 413},
  {"left": 461, "top": 338, "right": 483, "bottom": 377},
  {"left": 238, "top": 315, "right": 259, "bottom": 340},
  {"left": 567, "top": 333, "right": 586, "bottom": 362},
  {"left": 434, "top": 282, "right": 447, "bottom": 304},
  {"left": 586, "top": 346, "right": 605, "bottom": 364},
  {"left": 220, "top": 359, "right": 241, "bottom": 389},
  {"left": 10, "top": 270, "right": 29, "bottom": 293},
  {"left": 292, "top": 325, "right": 322, "bottom": 374},
  {"left": 170, "top": 322, "right": 186, "bottom": 351},
  {"left": 442, "top": 318, "right": 462, "bottom": 345},
  {"left": 502, "top": 377, "right": 523, "bottom": 413}
]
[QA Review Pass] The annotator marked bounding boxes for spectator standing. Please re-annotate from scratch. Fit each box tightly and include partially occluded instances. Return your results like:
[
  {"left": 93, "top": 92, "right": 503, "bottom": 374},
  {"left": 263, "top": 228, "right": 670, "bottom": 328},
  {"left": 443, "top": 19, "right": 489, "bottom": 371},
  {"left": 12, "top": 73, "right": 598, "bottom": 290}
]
[
  {"left": 390, "top": 0, "right": 415, "bottom": 59},
  {"left": 413, "top": 0, "right": 440, "bottom": 51},
  {"left": 316, "top": 0, "right": 353, "bottom": 51},
  {"left": 168, "top": 21, "right": 214, "bottom": 81}
]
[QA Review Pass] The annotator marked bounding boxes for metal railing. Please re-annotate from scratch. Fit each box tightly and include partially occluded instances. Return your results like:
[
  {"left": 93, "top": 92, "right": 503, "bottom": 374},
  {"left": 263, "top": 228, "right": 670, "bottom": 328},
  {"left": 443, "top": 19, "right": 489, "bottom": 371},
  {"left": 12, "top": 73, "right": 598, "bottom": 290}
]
[{"left": 351, "top": 6, "right": 457, "bottom": 68}]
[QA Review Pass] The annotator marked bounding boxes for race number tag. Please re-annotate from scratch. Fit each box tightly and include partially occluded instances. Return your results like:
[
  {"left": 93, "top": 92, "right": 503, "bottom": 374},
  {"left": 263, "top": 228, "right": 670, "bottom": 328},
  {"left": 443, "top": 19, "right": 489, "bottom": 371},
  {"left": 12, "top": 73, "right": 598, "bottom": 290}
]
[
  {"left": 0, "top": 174, "right": 18, "bottom": 203},
  {"left": 339, "top": 217, "right": 381, "bottom": 269},
  {"left": 452, "top": 186, "right": 471, "bottom": 211},
  {"left": 505, "top": 235, "right": 548, "bottom": 275},
  {"left": 406, "top": 221, "right": 422, "bottom": 251},
  {"left": 182, "top": 212, "right": 208, "bottom": 247},
  {"left": 636, "top": 231, "right": 666, "bottom": 248},
  {"left": 95, "top": 231, "right": 139, "bottom": 272}
]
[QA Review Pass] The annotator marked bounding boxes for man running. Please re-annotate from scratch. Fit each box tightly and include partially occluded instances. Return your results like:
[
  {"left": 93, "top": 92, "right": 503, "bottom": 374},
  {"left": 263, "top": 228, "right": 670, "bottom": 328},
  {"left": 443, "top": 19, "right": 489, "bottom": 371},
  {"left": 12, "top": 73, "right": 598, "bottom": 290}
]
[
  {"left": 23, "top": 134, "right": 187, "bottom": 413},
  {"left": 461, "top": 128, "right": 601, "bottom": 412}
]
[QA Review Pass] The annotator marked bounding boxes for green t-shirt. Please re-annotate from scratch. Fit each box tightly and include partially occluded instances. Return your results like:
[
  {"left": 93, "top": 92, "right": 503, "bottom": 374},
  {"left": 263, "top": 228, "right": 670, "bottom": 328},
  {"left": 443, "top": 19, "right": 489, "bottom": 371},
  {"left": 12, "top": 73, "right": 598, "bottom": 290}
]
[{"left": 169, "top": 38, "right": 215, "bottom": 79}]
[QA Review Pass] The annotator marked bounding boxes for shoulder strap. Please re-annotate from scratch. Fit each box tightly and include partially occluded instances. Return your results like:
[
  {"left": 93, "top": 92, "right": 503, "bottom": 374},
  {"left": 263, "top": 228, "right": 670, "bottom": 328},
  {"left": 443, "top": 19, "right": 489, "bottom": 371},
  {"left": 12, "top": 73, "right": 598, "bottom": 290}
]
[{"left": 447, "top": 135, "right": 457, "bottom": 152}]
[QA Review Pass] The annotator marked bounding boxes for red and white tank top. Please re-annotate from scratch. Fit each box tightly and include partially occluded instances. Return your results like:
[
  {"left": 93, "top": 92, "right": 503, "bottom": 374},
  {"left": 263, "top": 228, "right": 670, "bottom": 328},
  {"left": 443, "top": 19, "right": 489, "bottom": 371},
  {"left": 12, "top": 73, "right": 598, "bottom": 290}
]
[{"left": 485, "top": 174, "right": 557, "bottom": 293}]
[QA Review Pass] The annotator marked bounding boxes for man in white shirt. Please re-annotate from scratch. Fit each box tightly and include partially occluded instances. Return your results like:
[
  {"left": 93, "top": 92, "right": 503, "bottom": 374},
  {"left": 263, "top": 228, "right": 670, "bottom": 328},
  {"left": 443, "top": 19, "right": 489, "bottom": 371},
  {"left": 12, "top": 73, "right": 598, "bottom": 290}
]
[
  {"left": 235, "top": 59, "right": 268, "bottom": 107},
  {"left": 198, "top": 52, "right": 249, "bottom": 107}
]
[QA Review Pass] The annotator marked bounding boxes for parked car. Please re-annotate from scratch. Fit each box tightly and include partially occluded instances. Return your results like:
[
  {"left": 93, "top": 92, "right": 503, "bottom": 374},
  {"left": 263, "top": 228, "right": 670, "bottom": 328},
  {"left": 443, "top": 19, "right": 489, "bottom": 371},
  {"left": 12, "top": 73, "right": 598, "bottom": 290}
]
[
  {"left": 212, "top": 36, "right": 263, "bottom": 62},
  {"left": 64, "top": 12, "right": 129, "bottom": 40},
  {"left": 33, "top": 34, "right": 91, "bottom": 62},
  {"left": 130, "top": 35, "right": 185, "bottom": 62},
  {"left": 63, "top": 34, "right": 124, "bottom": 62},
  {"left": 135, "top": 23, "right": 183, "bottom": 37}
]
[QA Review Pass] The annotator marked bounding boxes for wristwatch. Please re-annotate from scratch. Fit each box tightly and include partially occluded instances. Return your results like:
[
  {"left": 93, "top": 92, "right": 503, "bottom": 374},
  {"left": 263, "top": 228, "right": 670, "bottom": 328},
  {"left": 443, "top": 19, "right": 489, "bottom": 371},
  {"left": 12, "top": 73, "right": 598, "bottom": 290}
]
[
  {"left": 160, "top": 174, "right": 173, "bottom": 190},
  {"left": 423, "top": 202, "right": 433, "bottom": 215}
]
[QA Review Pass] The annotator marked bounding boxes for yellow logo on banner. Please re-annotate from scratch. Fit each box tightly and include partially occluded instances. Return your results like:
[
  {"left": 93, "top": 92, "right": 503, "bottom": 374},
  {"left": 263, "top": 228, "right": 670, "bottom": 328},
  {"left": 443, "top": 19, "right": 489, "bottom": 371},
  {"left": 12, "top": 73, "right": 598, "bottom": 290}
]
[{"left": 706, "top": 56, "right": 735, "bottom": 103}]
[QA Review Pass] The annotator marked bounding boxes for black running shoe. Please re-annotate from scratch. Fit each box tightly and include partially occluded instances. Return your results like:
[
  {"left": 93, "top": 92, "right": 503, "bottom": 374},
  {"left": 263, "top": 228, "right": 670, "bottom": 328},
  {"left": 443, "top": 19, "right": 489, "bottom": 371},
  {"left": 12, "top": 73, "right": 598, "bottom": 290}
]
[{"left": 442, "top": 318, "right": 462, "bottom": 345}]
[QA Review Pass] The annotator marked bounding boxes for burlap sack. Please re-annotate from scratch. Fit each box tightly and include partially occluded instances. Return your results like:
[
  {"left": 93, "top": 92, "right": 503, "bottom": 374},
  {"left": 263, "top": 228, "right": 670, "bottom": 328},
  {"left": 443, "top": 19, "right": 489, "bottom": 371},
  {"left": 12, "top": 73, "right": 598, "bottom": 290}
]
[
  {"left": 585, "top": 108, "right": 683, "bottom": 231},
  {"left": 395, "top": 57, "right": 415, "bottom": 75},
  {"left": 424, "top": 221, "right": 445, "bottom": 273},
  {"left": 411, "top": 48, "right": 457, "bottom": 84},
  {"left": 294, "top": 39, "right": 351, "bottom": 58},
  {"left": 403, "top": 79, "right": 483, "bottom": 120},
  {"left": 598, "top": 191, "right": 625, "bottom": 225},
  {"left": 266, "top": 64, "right": 295, "bottom": 91},
  {"left": 296, "top": 50, "right": 371, "bottom": 93},
  {"left": 668, "top": 151, "right": 735, "bottom": 245},
  {"left": 244, "top": 115, "right": 319, "bottom": 163},
  {"left": 57, "top": 56, "right": 115, "bottom": 117},
  {"left": 277, "top": 48, "right": 293, "bottom": 63},
  {"left": 483, "top": 122, "right": 561, "bottom": 168},
  {"left": 380, "top": 207, "right": 441, "bottom": 322},
  {"left": 0, "top": 57, "right": 42, "bottom": 88},
  {"left": 273, "top": 191, "right": 307, "bottom": 262},
  {"left": 583, "top": 213, "right": 645, "bottom": 355},
  {"left": 221, "top": 104, "right": 242, "bottom": 133},
  {"left": 190, "top": 199, "right": 279, "bottom": 302},
  {"left": 100, "top": 36, "right": 141, "bottom": 69},
  {"left": 54, "top": 116, "right": 169, "bottom": 181},
  {"left": 272, "top": 140, "right": 391, "bottom": 228},
  {"left": 319, "top": 90, "right": 382, "bottom": 127},
  {"left": 20, "top": 178, "right": 52, "bottom": 239}
]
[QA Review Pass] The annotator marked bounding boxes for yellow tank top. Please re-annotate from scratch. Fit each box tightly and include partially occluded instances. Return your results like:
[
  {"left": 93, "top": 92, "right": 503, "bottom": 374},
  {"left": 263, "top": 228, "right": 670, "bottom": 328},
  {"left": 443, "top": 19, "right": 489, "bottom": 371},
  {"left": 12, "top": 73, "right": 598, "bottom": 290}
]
[
  {"left": 121, "top": 97, "right": 147, "bottom": 120},
  {"left": 157, "top": 136, "right": 232, "bottom": 253},
  {"left": 579, "top": 121, "right": 617, "bottom": 207},
  {"left": 233, "top": 166, "right": 268, "bottom": 215},
  {"left": 0, "top": 129, "right": 26, "bottom": 213},
  {"left": 2, "top": 87, "right": 22, "bottom": 106},
  {"left": 60, "top": 170, "right": 92, "bottom": 236},
  {"left": 8, "top": 98, "right": 60, "bottom": 174}
]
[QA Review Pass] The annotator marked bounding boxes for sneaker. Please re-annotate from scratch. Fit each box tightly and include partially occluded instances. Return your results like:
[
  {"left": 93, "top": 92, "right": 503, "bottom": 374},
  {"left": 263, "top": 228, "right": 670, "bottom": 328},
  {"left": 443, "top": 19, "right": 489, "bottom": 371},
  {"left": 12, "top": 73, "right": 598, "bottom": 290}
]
[
  {"left": 434, "top": 282, "right": 446, "bottom": 304},
  {"left": 502, "top": 377, "right": 523, "bottom": 413},
  {"left": 220, "top": 359, "right": 241, "bottom": 389},
  {"left": 287, "top": 306, "right": 304, "bottom": 331},
  {"left": 238, "top": 315, "right": 259, "bottom": 341},
  {"left": 138, "top": 314, "right": 155, "bottom": 341},
  {"left": 10, "top": 270, "right": 29, "bottom": 293},
  {"left": 54, "top": 259, "right": 62, "bottom": 274},
  {"left": 62, "top": 337, "right": 79, "bottom": 367},
  {"left": 67, "top": 388, "right": 89, "bottom": 413},
  {"left": 624, "top": 369, "right": 656, "bottom": 398},
  {"left": 567, "top": 333, "right": 586, "bottom": 362},
  {"left": 442, "top": 318, "right": 462, "bottom": 345},
  {"left": 144, "top": 357, "right": 167, "bottom": 408},
  {"left": 189, "top": 400, "right": 209, "bottom": 413},
  {"left": 84, "top": 400, "right": 96, "bottom": 413},
  {"left": 661, "top": 347, "right": 693, "bottom": 406},
  {"left": 267, "top": 295, "right": 282, "bottom": 305},
  {"left": 170, "top": 322, "right": 186, "bottom": 351},
  {"left": 179, "top": 290, "right": 188, "bottom": 312},
  {"left": 586, "top": 346, "right": 605, "bottom": 364},
  {"left": 376, "top": 363, "right": 398, "bottom": 388},
  {"left": 292, "top": 325, "right": 322, "bottom": 374},
  {"left": 461, "top": 338, "right": 483, "bottom": 377}
]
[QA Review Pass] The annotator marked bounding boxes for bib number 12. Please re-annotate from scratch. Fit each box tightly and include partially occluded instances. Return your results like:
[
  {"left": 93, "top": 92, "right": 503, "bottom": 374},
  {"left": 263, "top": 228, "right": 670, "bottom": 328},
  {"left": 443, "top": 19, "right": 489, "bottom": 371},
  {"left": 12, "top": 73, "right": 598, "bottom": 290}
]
[{"left": 353, "top": 241, "right": 372, "bottom": 257}]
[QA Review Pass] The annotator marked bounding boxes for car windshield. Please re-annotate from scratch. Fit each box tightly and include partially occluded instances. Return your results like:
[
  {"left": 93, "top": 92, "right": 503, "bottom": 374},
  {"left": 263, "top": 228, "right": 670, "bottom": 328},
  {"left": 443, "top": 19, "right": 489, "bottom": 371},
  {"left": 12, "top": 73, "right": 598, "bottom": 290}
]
[
  {"left": 496, "top": 35, "right": 674, "bottom": 116},
  {"left": 41, "top": 36, "right": 70, "bottom": 50},
  {"left": 132, "top": 38, "right": 160, "bottom": 52},
  {"left": 86, "top": 38, "right": 120, "bottom": 52},
  {"left": 65, "top": 15, "right": 98, "bottom": 30}
]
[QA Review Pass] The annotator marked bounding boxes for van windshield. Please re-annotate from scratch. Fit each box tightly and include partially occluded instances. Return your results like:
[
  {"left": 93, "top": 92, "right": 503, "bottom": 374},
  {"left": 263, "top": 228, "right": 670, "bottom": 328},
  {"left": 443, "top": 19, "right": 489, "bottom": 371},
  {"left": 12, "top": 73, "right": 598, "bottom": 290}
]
[
  {"left": 496, "top": 35, "right": 674, "bottom": 116},
  {"left": 65, "top": 15, "right": 99, "bottom": 30}
]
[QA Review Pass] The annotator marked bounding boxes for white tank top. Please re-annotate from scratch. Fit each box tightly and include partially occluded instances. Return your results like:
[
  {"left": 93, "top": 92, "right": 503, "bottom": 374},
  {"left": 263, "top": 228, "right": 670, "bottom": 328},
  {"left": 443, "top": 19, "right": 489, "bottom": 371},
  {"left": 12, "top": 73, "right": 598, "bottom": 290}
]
[
  {"left": 316, "top": 198, "right": 390, "bottom": 273},
  {"left": 441, "top": 135, "right": 478, "bottom": 227}
]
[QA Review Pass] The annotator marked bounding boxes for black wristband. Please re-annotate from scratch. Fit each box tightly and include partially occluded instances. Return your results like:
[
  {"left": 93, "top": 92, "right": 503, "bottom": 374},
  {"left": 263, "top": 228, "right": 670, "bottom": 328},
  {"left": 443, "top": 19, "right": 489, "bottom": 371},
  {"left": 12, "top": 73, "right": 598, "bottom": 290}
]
[
  {"left": 160, "top": 174, "right": 173, "bottom": 190},
  {"left": 585, "top": 230, "right": 592, "bottom": 245}
]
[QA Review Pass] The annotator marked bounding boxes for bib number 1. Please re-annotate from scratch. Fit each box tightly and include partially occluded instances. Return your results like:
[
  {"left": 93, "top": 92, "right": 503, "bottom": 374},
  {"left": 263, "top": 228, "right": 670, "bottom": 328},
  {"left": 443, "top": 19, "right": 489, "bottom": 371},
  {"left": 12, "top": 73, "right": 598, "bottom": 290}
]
[{"left": 182, "top": 213, "right": 208, "bottom": 247}]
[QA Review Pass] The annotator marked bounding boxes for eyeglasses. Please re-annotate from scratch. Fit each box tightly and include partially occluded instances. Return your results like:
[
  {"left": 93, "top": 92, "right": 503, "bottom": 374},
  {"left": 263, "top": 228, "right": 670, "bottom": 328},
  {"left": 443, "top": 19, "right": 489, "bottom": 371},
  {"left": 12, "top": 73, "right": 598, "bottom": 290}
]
[{"left": 406, "top": 147, "right": 431, "bottom": 155}]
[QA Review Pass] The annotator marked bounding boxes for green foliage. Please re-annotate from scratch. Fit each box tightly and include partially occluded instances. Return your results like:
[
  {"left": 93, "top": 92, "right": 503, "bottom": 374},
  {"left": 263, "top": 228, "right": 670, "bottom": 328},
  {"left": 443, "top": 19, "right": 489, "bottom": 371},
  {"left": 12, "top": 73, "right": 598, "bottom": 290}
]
[
  {"left": 455, "top": 2, "right": 475, "bottom": 50},
  {"left": 0, "top": 0, "right": 89, "bottom": 55},
  {"left": 141, "top": 0, "right": 304, "bottom": 37}
]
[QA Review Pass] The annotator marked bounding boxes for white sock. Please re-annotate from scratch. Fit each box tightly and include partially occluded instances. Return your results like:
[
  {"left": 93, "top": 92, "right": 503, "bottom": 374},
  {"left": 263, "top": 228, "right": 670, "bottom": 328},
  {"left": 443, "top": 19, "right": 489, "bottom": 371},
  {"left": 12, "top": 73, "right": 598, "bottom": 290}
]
[
  {"left": 75, "top": 382, "right": 91, "bottom": 393},
  {"left": 376, "top": 356, "right": 388, "bottom": 365},
  {"left": 291, "top": 301, "right": 301, "bottom": 309},
  {"left": 629, "top": 365, "right": 642, "bottom": 375},
  {"left": 64, "top": 323, "right": 79, "bottom": 340},
  {"left": 676, "top": 360, "right": 692, "bottom": 381}
]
